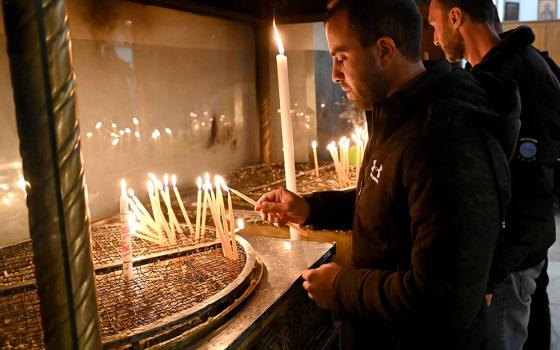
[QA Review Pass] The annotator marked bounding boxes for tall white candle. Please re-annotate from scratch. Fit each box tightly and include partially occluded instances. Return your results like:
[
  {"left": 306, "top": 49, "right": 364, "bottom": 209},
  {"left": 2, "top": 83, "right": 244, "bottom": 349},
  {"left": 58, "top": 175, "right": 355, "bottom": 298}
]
[
  {"left": 120, "top": 179, "right": 129, "bottom": 221},
  {"left": 122, "top": 212, "right": 134, "bottom": 281},
  {"left": 274, "top": 21, "right": 299, "bottom": 241}
]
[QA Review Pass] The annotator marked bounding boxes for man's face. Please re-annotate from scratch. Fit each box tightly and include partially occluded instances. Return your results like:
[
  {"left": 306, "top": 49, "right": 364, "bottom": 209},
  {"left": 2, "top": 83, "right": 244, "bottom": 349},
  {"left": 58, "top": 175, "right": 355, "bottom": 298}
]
[
  {"left": 428, "top": 0, "right": 465, "bottom": 62},
  {"left": 326, "top": 8, "right": 385, "bottom": 109}
]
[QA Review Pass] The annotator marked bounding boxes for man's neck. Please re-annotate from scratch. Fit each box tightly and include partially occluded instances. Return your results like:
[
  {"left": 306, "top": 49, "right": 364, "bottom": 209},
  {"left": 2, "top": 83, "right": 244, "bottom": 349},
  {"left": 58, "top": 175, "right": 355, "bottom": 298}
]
[
  {"left": 463, "top": 23, "right": 500, "bottom": 67},
  {"left": 386, "top": 61, "right": 426, "bottom": 98}
]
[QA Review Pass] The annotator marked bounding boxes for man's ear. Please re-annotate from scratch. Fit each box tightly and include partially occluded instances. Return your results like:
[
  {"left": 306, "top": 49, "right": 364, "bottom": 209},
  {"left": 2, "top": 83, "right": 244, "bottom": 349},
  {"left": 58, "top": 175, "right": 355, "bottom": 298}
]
[
  {"left": 375, "top": 37, "right": 396, "bottom": 67},
  {"left": 449, "top": 7, "right": 464, "bottom": 29}
]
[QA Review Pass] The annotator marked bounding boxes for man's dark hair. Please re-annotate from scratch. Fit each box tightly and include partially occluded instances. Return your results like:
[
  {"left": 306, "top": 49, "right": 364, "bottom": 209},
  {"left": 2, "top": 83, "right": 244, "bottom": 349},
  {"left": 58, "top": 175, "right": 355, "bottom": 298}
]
[
  {"left": 436, "top": 0, "right": 496, "bottom": 23},
  {"left": 325, "top": 0, "right": 422, "bottom": 61}
]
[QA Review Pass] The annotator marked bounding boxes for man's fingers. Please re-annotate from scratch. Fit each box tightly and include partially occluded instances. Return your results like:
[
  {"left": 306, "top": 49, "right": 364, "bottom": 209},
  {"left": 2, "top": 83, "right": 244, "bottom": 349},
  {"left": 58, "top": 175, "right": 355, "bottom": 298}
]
[
  {"left": 255, "top": 191, "right": 277, "bottom": 210},
  {"left": 302, "top": 268, "right": 313, "bottom": 281},
  {"left": 260, "top": 201, "right": 286, "bottom": 213},
  {"left": 307, "top": 292, "right": 315, "bottom": 301}
]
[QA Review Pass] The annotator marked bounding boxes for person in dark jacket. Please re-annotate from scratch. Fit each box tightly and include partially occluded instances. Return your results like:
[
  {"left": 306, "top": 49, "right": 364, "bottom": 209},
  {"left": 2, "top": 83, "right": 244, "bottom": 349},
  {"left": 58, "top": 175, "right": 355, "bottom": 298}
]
[
  {"left": 428, "top": 1, "right": 560, "bottom": 349},
  {"left": 255, "top": 0, "right": 520, "bottom": 348}
]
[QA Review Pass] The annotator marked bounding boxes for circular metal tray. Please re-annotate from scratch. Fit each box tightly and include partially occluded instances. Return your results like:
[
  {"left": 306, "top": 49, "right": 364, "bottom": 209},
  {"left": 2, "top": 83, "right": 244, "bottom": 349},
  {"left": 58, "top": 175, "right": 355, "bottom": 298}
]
[{"left": 0, "top": 223, "right": 262, "bottom": 349}]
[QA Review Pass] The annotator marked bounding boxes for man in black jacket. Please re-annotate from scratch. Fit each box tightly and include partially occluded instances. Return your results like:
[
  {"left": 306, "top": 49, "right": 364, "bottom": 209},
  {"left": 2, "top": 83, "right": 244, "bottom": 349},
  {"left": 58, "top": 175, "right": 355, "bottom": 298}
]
[
  {"left": 428, "top": 1, "right": 560, "bottom": 349},
  {"left": 255, "top": 0, "right": 520, "bottom": 348}
]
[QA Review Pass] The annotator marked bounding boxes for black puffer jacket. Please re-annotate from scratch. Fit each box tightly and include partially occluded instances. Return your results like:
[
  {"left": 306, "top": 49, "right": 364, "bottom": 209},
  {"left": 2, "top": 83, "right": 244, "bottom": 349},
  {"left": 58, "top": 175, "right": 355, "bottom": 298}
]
[
  {"left": 470, "top": 26, "right": 560, "bottom": 288},
  {"left": 304, "top": 60, "right": 520, "bottom": 349}
]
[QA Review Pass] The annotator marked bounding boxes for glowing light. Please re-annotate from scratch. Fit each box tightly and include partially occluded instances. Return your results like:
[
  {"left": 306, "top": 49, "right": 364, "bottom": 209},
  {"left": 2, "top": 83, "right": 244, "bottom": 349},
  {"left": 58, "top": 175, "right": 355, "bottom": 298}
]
[
  {"left": 112, "top": 122, "right": 117, "bottom": 129},
  {"left": 95, "top": 121, "right": 103, "bottom": 129},
  {"left": 0, "top": 184, "right": 8, "bottom": 191},
  {"left": 196, "top": 176, "right": 202, "bottom": 190},
  {"left": 273, "top": 20, "right": 285, "bottom": 55},
  {"left": 164, "top": 173, "right": 169, "bottom": 187},
  {"left": 121, "top": 178, "right": 127, "bottom": 196},
  {"left": 320, "top": 103, "right": 326, "bottom": 108},
  {"left": 125, "top": 128, "right": 131, "bottom": 134},
  {"left": 86, "top": 132, "right": 93, "bottom": 138},
  {"left": 112, "top": 138, "right": 119, "bottom": 146},
  {"left": 171, "top": 174, "right": 177, "bottom": 187},
  {"left": 134, "top": 131, "right": 141, "bottom": 138},
  {"left": 312, "top": 140, "right": 317, "bottom": 149},
  {"left": 132, "top": 117, "right": 139, "bottom": 126},
  {"left": 17, "top": 175, "right": 29, "bottom": 194},
  {"left": 164, "top": 128, "right": 172, "bottom": 135},
  {"left": 236, "top": 218, "right": 245, "bottom": 230},
  {"left": 119, "top": 130, "right": 125, "bottom": 136}
]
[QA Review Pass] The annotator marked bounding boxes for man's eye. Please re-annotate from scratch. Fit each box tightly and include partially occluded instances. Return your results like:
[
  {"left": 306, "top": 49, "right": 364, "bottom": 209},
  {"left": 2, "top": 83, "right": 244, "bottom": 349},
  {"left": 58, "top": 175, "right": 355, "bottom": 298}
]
[{"left": 336, "top": 56, "right": 346, "bottom": 63}]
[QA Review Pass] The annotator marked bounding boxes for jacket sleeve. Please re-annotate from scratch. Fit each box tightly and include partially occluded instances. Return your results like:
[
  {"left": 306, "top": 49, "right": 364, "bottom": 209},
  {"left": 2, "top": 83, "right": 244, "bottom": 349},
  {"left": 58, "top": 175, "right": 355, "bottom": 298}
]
[
  {"left": 303, "top": 189, "right": 356, "bottom": 230},
  {"left": 331, "top": 122, "right": 504, "bottom": 331}
]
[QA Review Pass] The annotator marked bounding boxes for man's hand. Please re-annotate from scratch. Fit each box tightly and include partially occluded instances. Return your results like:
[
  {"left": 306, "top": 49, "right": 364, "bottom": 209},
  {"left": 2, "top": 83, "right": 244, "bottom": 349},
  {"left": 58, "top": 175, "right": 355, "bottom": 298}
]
[
  {"left": 301, "top": 262, "right": 343, "bottom": 309},
  {"left": 485, "top": 293, "right": 493, "bottom": 306},
  {"left": 255, "top": 189, "right": 310, "bottom": 225}
]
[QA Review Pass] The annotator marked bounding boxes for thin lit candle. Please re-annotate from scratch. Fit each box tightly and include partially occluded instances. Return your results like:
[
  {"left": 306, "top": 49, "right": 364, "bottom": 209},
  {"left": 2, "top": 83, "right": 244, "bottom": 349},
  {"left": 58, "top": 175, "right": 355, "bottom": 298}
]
[
  {"left": 312, "top": 140, "right": 319, "bottom": 178},
  {"left": 195, "top": 177, "right": 203, "bottom": 241},
  {"left": 172, "top": 174, "right": 194, "bottom": 236}
]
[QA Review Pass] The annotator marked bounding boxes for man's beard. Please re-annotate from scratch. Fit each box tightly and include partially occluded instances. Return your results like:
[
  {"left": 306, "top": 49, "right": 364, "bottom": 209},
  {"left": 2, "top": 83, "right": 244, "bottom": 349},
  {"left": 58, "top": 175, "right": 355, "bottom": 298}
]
[{"left": 442, "top": 28, "right": 465, "bottom": 62}]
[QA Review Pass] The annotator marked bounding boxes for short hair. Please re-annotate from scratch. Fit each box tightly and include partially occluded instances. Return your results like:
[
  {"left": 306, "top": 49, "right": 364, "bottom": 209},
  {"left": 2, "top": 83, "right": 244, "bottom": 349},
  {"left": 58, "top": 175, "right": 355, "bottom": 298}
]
[
  {"left": 435, "top": 0, "right": 496, "bottom": 23},
  {"left": 325, "top": 0, "right": 422, "bottom": 61}
]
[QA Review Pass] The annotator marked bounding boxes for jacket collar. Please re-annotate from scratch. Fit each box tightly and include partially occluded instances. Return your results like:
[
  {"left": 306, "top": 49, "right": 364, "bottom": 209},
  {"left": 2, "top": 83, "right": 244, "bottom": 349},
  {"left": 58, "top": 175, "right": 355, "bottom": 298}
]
[{"left": 471, "top": 26, "right": 535, "bottom": 73}]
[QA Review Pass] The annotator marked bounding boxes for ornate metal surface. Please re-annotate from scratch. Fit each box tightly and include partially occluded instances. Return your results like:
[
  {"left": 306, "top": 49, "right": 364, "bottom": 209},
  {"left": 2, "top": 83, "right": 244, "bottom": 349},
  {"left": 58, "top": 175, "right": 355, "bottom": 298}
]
[{"left": 0, "top": 224, "right": 261, "bottom": 349}]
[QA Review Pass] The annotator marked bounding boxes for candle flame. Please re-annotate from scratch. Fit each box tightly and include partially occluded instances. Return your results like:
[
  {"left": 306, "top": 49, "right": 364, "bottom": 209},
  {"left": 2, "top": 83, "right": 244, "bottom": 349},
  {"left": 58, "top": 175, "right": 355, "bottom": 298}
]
[
  {"left": 125, "top": 128, "right": 131, "bottom": 134},
  {"left": 112, "top": 123, "right": 117, "bottom": 129},
  {"left": 197, "top": 176, "right": 202, "bottom": 190},
  {"left": 95, "top": 121, "right": 103, "bottom": 129},
  {"left": 171, "top": 174, "right": 177, "bottom": 187},
  {"left": 147, "top": 181, "right": 154, "bottom": 195},
  {"left": 121, "top": 178, "right": 127, "bottom": 196},
  {"left": 132, "top": 117, "right": 139, "bottom": 126},
  {"left": 312, "top": 140, "right": 317, "bottom": 149},
  {"left": 164, "top": 173, "right": 169, "bottom": 186},
  {"left": 204, "top": 172, "right": 210, "bottom": 184},
  {"left": 112, "top": 138, "right": 119, "bottom": 146},
  {"left": 148, "top": 173, "right": 158, "bottom": 183},
  {"left": 273, "top": 20, "right": 285, "bottom": 55},
  {"left": 218, "top": 176, "right": 229, "bottom": 191},
  {"left": 128, "top": 189, "right": 135, "bottom": 197},
  {"left": 165, "top": 128, "right": 172, "bottom": 135},
  {"left": 134, "top": 131, "right": 141, "bottom": 138},
  {"left": 86, "top": 132, "right": 93, "bottom": 138}
]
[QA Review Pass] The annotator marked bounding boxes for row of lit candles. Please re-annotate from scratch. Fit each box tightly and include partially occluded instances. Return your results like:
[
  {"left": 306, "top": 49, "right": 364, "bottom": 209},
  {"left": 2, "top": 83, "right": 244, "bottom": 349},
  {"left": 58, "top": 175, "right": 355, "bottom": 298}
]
[
  {"left": 119, "top": 173, "right": 249, "bottom": 280},
  {"left": 310, "top": 126, "right": 368, "bottom": 187}
]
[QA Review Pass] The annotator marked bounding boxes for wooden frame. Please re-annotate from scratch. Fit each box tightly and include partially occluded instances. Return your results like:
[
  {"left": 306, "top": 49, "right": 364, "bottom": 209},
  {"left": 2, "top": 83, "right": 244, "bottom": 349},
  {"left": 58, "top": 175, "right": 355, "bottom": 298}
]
[
  {"left": 539, "top": 0, "right": 557, "bottom": 20},
  {"left": 504, "top": 1, "right": 519, "bottom": 21}
]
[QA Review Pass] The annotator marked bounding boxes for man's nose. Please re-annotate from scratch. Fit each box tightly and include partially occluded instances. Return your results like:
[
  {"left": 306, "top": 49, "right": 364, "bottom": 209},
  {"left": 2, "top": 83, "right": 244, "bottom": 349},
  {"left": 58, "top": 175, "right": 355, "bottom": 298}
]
[
  {"left": 332, "top": 60, "right": 343, "bottom": 83},
  {"left": 433, "top": 30, "right": 440, "bottom": 47}
]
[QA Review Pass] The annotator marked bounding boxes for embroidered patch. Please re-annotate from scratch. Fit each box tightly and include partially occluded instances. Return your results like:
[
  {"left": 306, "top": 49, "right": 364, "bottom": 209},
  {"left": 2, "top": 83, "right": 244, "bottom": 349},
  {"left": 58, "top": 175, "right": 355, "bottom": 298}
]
[
  {"left": 517, "top": 138, "right": 538, "bottom": 162},
  {"left": 370, "top": 160, "right": 383, "bottom": 183}
]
